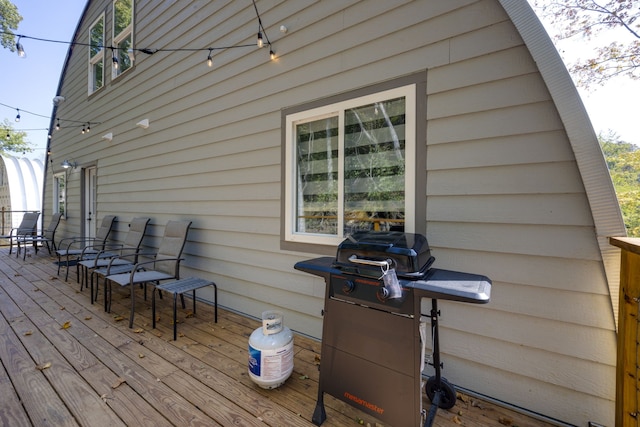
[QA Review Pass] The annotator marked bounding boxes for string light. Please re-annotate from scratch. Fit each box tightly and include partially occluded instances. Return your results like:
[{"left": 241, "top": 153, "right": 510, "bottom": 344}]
[
  {"left": 1, "top": 2, "right": 276, "bottom": 135},
  {"left": 112, "top": 48, "right": 119, "bottom": 70},
  {"left": 16, "top": 36, "right": 26, "bottom": 58},
  {"left": 1, "top": 102, "right": 100, "bottom": 136},
  {"left": 1, "top": 1, "right": 276, "bottom": 63}
]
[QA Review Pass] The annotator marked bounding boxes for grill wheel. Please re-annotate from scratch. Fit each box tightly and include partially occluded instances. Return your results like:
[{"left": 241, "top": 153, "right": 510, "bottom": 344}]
[{"left": 425, "top": 376, "right": 457, "bottom": 409}]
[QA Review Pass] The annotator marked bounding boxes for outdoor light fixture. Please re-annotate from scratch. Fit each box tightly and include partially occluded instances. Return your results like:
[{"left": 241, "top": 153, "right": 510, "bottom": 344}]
[
  {"left": 16, "top": 37, "right": 26, "bottom": 58},
  {"left": 61, "top": 160, "right": 77, "bottom": 169},
  {"left": 270, "top": 50, "right": 276, "bottom": 60},
  {"left": 207, "top": 48, "right": 213, "bottom": 67},
  {"left": 56, "top": 119, "right": 61, "bottom": 130},
  {"left": 15, "top": 109, "right": 20, "bottom": 122},
  {"left": 257, "top": 31, "right": 263, "bottom": 48}
]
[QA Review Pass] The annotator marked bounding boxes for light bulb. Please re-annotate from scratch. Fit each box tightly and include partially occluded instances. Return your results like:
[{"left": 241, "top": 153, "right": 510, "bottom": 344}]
[
  {"left": 15, "top": 109, "right": 20, "bottom": 122},
  {"left": 16, "top": 37, "right": 26, "bottom": 58},
  {"left": 207, "top": 49, "right": 213, "bottom": 67},
  {"left": 257, "top": 32, "right": 263, "bottom": 48}
]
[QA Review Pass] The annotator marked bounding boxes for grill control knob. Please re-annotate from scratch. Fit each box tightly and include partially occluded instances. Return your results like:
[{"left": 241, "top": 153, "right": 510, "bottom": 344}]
[
  {"left": 342, "top": 280, "right": 356, "bottom": 294},
  {"left": 377, "top": 286, "right": 390, "bottom": 301}
]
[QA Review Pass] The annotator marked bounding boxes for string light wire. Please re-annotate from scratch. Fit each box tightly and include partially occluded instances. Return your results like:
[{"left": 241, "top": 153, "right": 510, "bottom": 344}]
[{"left": 1, "top": 1, "right": 275, "bottom": 132}]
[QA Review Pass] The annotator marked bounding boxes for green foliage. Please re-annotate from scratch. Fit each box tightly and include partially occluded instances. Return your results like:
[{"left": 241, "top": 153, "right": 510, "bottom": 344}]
[
  {"left": 1, "top": 119, "right": 33, "bottom": 155},
  {"left": 0, "top": 0, "right": 22, "bottom": 50},
  {"left": 534, "top": 0, "right": 639, "bottom": 87},
  {"left": 600, "top": 132, "right": 640, "bottom": 236}
]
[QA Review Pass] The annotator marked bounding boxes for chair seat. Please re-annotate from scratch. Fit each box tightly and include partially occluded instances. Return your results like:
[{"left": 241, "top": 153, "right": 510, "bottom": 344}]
[
  {"left": 58, "top": 248, "right": 98, "bottom": 257},
  {"left": 152, "top": 277, "right": 217, "bottom": 340},
  {"left": 79, "top": 255, "right": 128, "bottom": 269},
  {"left": 108, "top": 270, "right": 175, "bottom": 287}
]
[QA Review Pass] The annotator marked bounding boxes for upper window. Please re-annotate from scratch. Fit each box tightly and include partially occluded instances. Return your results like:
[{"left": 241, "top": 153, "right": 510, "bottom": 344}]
[
  {"left": 284, "top": 84, "right": 416, "bottom": 246},
  {"left": 88, "top": 15, "right": 105, "bottom": 94},
  {"left": 112, "top": 0, "right": 134, "bottom": 78}
]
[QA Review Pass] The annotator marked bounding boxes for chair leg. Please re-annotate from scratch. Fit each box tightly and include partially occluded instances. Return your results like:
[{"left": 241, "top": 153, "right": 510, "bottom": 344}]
[
  {"left": 129, "top": 283, "right": 136, "bottom": 328},
  {"left": 152, "top": 288, "right": 157, "bottom": 329},
  {"left": 173, "top": 293, "right": 178, "bottom": 341}
]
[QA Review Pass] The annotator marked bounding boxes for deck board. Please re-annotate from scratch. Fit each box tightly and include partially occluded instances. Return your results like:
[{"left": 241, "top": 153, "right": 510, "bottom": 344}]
[{"left": 0, "top": 248, "right": 558, "bottom": 427}]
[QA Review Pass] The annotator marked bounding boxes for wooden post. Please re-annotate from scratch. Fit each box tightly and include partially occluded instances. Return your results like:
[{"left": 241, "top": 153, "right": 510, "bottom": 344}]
[{"left": 610, "top": 237, "right": 640, "bottom": 426}]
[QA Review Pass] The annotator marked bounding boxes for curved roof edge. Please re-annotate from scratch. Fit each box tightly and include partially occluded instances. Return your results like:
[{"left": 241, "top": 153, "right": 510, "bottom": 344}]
[{"left": 500, "top": 0, "right": 627, "bottom": 327}]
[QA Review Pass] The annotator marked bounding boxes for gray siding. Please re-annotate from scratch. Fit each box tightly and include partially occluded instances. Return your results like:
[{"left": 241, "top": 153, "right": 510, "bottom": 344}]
[{"left": 46, "top": 0, "right": 625, "bottom": 424}]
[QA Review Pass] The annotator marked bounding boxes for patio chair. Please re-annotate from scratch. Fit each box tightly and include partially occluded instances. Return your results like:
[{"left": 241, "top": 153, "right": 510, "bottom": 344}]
[
  {"left": 56, "top": 215, "right": 117, "bottom": 282},
  {"left": 17, "top": 212, "right": 63, "bottom": 260},
  {"left": 77, "top": 217, "right": 150, "bottom": 303},
  {"left": 102, "top": 220, "right": 191, "bottom": 328},
  {"left": 0, "top": 212, "right": 40, "bottom": 255}
]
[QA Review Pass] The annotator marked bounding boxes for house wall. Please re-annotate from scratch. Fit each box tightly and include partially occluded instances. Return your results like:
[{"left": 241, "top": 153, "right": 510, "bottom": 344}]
[{"left": 46, "top": 0, "right": 625, "bottom": 424}]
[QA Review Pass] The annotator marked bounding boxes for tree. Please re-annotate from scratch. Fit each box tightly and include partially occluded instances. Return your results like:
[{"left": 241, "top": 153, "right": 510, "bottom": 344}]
[
  {"left": 0, "top": 0, "right": 22, "bottom": 51},
  {"left": 599, "top": 131, "right": 640, "bottom": 237},
  {"left": 534, "top": 0, "right": 639, "bottom": 87},
  {"left": 1, "top": 119, "right": 33, "bottom": 155}
]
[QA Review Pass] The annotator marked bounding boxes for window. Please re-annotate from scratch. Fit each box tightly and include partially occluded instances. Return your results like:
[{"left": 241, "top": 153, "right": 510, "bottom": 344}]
[
  {"left": 53, "top": 173, "right": 66, "bottom": 217},
  {"left": 284, "top": 83, "right": 417, "bottom": 246},
  {"left": 88, "top": 15, "right": 105, "bottom": 94},
  {"left": 112, "top": 0, "right": 134, "bottom": 78}
]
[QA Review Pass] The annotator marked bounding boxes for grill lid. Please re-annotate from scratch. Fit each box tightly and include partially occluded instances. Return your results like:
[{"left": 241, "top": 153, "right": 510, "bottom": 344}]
[{"left": 335, "top": 231, "right": 434, "bottom": 278}]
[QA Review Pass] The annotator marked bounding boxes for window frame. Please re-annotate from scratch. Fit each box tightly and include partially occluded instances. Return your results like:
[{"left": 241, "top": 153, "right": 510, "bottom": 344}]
[
  {"left": 53, "top": 172, "right": 66, "bottom": 218},
  {"left": 112, "top": 0, "right": 134, "bottom": 79},
  {"left": 88, "top": 14, "right": 105, "bottom": 95},
  {"left": 282, "top": 74, "right": 426, "bottom": 252}
]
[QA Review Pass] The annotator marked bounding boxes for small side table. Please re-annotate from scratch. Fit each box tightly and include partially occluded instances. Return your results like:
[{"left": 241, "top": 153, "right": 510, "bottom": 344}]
[{"left": 153, "top": 277, "right": 218, "bottom": 340}]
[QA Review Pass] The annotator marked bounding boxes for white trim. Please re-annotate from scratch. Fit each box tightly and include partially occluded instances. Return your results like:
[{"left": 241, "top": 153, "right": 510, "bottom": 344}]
[
  {"left": 88, "top": 13, "right": 105, "bottom": 94},
  {"left": 284, "top": 84, "right": 416, "bottom": 245}
]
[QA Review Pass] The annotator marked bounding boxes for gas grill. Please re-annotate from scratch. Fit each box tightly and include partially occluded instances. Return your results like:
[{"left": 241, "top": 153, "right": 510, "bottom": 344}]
[{"left": 294, "top": 231, "right": 491, "bottom": 427}]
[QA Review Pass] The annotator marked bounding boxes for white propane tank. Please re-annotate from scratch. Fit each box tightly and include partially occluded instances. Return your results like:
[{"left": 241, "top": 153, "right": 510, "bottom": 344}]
[{"left": 248, "top": 310, "right": 294, "bottom": 389}]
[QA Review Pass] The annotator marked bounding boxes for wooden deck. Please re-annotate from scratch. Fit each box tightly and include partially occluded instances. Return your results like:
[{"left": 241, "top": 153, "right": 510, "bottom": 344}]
[{"left": 0, "top": 247, "right": 557, "bottom": 427}]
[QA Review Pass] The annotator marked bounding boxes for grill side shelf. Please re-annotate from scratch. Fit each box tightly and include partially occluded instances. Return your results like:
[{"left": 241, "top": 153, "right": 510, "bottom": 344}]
[{"left": 409, "top": 268, "right": 491, "bottom": 303}]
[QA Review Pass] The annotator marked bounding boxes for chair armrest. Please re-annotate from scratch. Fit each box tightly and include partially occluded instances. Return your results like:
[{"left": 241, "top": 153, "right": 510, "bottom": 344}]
[
  {"left": 129, "top": 257, "right": 185, "bottom": 276},
  {"left": 104, "top": 251, "right": 157, "bottom": 274},
  {"left": 80, "top": 242, "right": 122, "bottom": 257},
  {"left": 60, "top": 237, "right": 108, "bottom": 252}
]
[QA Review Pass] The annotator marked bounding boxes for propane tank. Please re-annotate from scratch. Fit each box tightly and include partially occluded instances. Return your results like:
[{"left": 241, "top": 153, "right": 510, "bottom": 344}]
[{"left": 248, "top": 310, "right": 294, "bottom": 389}]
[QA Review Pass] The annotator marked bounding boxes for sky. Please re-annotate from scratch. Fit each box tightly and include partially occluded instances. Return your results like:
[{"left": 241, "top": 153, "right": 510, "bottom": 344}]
[
  {"left": 0, "top": 1, "right": 638, "bottom": 161},
  {"left": 0, "top": 0, "right": 87, "bottom": 160}
]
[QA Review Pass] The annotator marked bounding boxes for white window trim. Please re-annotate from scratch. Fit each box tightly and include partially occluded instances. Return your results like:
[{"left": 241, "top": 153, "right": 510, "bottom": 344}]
[
  {"left": 53, "top": 172, "right": 66, "bottom": 218},
  {"left": 284, "top": 84, "right": 416, "bottom": 246},
  {"left": 112, "top": 0, "right": 134, "bottom": 79},
  {"left": 88, "top": 14, "right": 105, "bottom": 95}
]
